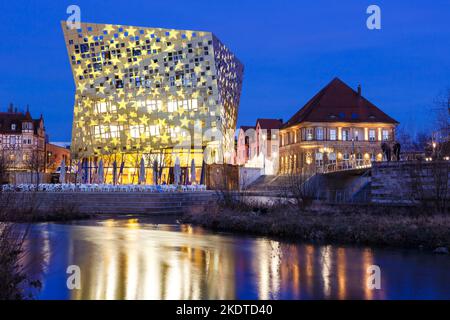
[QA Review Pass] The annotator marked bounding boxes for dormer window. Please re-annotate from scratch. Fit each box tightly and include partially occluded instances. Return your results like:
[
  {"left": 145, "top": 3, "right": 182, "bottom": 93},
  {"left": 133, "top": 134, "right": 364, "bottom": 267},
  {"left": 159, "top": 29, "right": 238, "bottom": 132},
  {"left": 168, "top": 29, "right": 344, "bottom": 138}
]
[
  {"left": 11, "top": 123, "right": 16, "bottom": 131},
  {"left": 23, "top": 122, "right": 33, "bottom": 130}
]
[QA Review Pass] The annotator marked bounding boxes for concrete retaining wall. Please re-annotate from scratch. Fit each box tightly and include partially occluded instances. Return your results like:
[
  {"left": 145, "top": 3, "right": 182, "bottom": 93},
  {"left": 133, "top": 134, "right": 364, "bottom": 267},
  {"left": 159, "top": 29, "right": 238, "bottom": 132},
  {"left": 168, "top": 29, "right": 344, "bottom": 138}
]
[
  {"left": 1, "top": 191, "right": 215, "bottom": 215},
  {"left": 371, "top": 161, "right": 450, "bottom": 205}
]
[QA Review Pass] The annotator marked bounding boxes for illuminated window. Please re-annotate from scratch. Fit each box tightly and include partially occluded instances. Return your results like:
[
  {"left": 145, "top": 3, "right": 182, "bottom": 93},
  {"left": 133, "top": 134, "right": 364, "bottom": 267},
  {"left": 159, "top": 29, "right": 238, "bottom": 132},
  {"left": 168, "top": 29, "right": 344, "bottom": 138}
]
[
  {"left": 149, "top": 125, "right": 160, "bottom": 136},
  {"left": 329, "top": 129, "right": 337, "bottom": 141},
  {"left": 382, "top": 129, "right": 389, "bottom": 141},
  {"left": 180, "top": 99, "right": 189, "bottom": 109},
  {"left": 316, "top": 127, "right": 324, "bottom": 140},
  {"left": 95, "top": 101, "right": 108, "bottom": 113},
  {"left": 356, "top": 153, "right": 363, "bottom": 165},
  {"left": 169, "top": 126, "right": 181, "bottom": 138},
  {"left": 130, "top": 125, "right": 145, "bottom": 138},
  {"left": 369, "top": 129, "right": 376, "bottom": 141},
  {"left": 93, "top": 125, "right": 102, "bottom": 138},
  {"left": 354, "top": 130, "right": 359, "bottom": 141},
  {"left": 137, "top": 98, "right": 146, "bottom": 109},
  {"left": 342, "top": 129, "right": 350, "bottom": 141},
  {"left": 109, "top": 125, "right": 122, "bottom": 138},
  {"left": 315, "top": 152, "right": 323, "bottom": 166},
  {"left": 168, "top": 100, "right": 178, "bottom": 112},
  {"left": 189, "top": 99, "right": 198, "bottom": 110},
  {"left": 146, "top": 99, "right": 162, "bottom": 111},
  {"left": 306, "top": 128, "right": 313, "bottom": 141}
]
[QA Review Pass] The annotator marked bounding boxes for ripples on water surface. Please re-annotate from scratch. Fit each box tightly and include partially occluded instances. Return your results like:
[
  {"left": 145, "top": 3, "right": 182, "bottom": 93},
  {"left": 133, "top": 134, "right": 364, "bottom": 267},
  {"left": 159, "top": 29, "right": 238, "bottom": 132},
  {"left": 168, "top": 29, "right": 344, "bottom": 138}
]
[{"left": 22, "top": 217, "right": 450, "bottom": 300}]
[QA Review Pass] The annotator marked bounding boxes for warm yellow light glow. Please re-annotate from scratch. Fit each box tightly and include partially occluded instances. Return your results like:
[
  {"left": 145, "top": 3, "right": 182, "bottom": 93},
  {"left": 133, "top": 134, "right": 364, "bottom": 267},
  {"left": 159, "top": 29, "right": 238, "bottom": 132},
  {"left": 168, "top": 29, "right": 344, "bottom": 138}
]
[{"left": 62, "top": 22, "right": 243, "bottom": 171}]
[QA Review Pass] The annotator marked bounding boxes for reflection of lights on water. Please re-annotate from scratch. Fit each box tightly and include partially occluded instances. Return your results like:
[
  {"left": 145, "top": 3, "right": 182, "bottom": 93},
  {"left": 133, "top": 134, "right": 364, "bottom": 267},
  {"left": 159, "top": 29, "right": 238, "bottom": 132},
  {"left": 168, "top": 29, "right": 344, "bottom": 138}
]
[
  {"left": 103, "top": 219, "right": 117, "bottom": 228},
  {"left": 125, "top": 218, "right": 140, "bottom": 229},
  {"left": 363, "top": 248, "right": 374, "bottom": 300},
  {"left": 31, "top": 220, "right": 399, "bottom": 300},
  {"left": 320, "top": 246, "right": 332, "bottom": 298},
  {"left": 256, "top": 240, "right": 281, "bottom": 299},
  {"left": 337, "top": 248, "right": 347, "bottom": 300},
  {"left": 166, "top": 253, "right": 183, "bottom": 299},
  {"left": 67, "top": 224, "right": 236, "bottom": 299},
  {"left": 125, "top": 240, "right": 138, "bottom": 299},
  {"left": 41, "top": 227, "right": 51, "bottom": 272},
  {"left": 270, "top": 242, "right": 281, "bottom": 299},
  {"left": 143, "top": 249, "right": 161, "bottom": 299},
  {"left": 336, "top": 248, "right": 346, "bottom": 299},
  {"left": 305, "top": 245, "right": 314, "bottom": 294}
]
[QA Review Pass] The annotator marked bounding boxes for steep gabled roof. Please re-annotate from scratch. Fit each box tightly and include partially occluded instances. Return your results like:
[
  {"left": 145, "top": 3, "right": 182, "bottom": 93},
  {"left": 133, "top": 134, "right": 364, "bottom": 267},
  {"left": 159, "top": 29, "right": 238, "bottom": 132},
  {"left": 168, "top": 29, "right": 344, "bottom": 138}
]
[
  {"left": 283, "top": 77, "right": 398, "bottom": 129},
  {"left": 256, "top": 118, "right": 283, "bottom": 130},
  {"left": 0, "top": 110, "right": 43, "bottom": 134},
  {"left": 239, "top": 125, "right": 255, "bottom": 132}
]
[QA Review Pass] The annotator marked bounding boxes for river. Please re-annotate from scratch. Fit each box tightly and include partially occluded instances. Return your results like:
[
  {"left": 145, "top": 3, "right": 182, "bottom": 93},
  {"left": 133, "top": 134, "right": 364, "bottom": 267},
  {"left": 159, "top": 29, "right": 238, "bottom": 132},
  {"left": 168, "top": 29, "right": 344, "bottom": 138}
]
[{"left": 22, "top": 216, "right": 450, "bottom": 300}]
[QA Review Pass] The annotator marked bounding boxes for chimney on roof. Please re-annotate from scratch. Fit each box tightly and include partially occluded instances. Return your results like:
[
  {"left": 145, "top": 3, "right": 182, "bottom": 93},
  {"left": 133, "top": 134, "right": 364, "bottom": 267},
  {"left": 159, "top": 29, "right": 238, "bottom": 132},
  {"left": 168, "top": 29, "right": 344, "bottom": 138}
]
[
  {"left": 357, "top": 84, "right": 362, "bottom": 97},
  {"left": 8, "top": 102, "right": 13, "bottom": 113}
]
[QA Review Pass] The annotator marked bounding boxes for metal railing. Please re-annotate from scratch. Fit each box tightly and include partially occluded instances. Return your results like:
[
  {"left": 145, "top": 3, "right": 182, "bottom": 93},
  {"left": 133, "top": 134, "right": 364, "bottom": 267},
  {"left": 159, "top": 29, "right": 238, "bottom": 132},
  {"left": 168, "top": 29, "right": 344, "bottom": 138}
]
[{"left": 317, "top": 159, "right": 372, "bottom": 174}]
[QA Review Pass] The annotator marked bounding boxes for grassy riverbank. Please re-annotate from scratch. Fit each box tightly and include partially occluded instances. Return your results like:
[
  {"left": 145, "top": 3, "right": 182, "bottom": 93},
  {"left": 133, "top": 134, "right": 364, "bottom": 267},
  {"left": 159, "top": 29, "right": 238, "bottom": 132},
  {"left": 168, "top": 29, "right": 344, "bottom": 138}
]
[
  {"left": 182, "top": 204, "right": 450, "bottom": 251},
  {"left": 2, "top": 211, "right": 92, "bottom": 223}
]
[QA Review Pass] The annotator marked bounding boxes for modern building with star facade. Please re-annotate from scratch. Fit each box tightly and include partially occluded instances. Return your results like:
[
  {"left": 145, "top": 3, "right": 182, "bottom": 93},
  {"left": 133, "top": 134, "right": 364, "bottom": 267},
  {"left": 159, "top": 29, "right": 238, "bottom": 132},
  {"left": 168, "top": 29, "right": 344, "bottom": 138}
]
[{"left": 62, "top": 22, "right": 243, "bottom": 184}]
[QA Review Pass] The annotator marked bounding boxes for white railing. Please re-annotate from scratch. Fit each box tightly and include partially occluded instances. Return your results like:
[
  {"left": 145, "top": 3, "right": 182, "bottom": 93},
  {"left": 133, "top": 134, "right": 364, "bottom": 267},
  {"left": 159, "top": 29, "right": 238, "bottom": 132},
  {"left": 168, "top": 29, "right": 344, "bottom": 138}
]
[
  {"left": 1, "top": 183, "right": 207, "bottom": 193},
  {"left": 318, "top": 160, "right": 372, "bottom": 174}
]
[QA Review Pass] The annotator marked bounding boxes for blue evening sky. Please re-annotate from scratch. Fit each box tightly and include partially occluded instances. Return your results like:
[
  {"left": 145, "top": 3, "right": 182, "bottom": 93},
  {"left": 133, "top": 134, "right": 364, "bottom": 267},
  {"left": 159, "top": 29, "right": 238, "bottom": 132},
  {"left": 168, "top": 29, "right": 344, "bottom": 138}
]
[{"left": 0, "top": 0, "right": 449, "bottom": 141}]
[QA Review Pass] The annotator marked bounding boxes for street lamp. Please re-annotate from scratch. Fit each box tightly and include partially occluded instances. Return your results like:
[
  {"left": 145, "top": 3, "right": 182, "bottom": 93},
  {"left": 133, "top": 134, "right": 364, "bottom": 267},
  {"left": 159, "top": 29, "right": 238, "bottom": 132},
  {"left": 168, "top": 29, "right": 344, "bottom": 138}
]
[{"left": 432, "top": 141, "right": 437, "bottom": 160}]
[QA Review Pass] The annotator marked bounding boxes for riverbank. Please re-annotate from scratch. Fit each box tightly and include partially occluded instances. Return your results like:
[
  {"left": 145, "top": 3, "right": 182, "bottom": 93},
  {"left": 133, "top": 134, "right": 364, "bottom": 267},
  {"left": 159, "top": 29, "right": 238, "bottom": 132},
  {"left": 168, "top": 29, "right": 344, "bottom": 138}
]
[
  {"left": 0, "top": 210, "right": 91, "bottom": 223},
  {"left": 182, "top": 205, "right": 450, "bottom": 251}
]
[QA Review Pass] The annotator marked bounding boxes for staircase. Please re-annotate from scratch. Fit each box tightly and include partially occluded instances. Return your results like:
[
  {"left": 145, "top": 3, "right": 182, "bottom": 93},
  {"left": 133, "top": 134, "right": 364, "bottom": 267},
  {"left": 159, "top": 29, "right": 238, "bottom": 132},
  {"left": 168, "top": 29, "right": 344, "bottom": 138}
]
[
  {"left": 245, "top": 174, "right": 319, "bottom": 195},
  {"left": 245, "top": 175, "right": 289, "bottom": 192}
]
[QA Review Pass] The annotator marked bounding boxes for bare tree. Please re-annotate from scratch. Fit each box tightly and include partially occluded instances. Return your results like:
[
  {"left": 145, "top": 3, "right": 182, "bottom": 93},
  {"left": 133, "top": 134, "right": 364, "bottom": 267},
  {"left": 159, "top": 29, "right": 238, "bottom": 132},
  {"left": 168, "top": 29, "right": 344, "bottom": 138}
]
[
  {"left": 284, "top": 172, "right": 317, "bottom": 211},
  {"left": 24, "top": 150, "right": 45, "bottom": 187},
  {"left": 0, "top": 155, "right": 39, "bottom": 299},
  {"left": 430, "top": 89, "right": 450, "bottom": 159},
  {"left": 409, "top": 161, "right": 449, "bottom": 214},
  {"left": 0, "top": 152, "right": 12, "bottom": 185}
]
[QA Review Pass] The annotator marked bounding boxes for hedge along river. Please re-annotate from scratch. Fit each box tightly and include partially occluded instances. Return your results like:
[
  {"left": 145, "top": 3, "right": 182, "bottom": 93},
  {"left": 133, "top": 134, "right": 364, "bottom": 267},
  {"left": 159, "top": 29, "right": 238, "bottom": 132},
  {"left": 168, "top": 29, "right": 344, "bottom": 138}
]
[{"left": 21, "top": 216, "right": 450, "bottom": 299}]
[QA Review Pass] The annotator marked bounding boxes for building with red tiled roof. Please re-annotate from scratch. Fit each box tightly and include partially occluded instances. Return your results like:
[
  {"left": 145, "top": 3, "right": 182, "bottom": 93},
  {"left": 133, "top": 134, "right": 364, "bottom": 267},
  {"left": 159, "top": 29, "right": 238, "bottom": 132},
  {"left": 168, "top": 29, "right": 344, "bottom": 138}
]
[
  {"left": 279, "top": 78, "right": 398, "bottom": 174},
  {"left": 0, "top": 104, "right": 46, "bottom": 173}
]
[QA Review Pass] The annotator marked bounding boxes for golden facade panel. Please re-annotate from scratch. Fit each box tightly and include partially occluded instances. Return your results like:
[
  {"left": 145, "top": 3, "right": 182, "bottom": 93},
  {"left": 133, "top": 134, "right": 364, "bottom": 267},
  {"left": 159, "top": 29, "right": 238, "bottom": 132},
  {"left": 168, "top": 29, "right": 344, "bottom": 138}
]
[{"left": 62, "top": 22, "right": 243, "bottom": 176}]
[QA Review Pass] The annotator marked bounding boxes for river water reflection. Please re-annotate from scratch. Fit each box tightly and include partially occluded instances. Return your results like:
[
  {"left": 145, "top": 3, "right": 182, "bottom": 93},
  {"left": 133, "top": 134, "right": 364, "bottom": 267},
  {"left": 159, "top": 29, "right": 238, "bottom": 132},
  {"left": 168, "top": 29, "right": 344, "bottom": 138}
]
[{"left": 24, "top": 217, "right": 450, "bottom": 300}]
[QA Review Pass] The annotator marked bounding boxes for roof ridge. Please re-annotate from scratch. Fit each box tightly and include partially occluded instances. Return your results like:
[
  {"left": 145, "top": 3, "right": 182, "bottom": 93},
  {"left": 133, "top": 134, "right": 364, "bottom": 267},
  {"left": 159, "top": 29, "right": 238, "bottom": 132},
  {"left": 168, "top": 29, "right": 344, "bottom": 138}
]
[{"left": 282, "top": 77, "right": 398, "bottom": 128}]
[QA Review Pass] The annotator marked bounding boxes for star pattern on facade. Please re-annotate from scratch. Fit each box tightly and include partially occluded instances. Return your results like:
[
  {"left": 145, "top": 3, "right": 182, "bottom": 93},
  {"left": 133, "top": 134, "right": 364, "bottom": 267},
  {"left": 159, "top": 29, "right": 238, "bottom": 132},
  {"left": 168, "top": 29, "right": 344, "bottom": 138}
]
[{"left": 62, "top": 22, "right": 243, "bottom": 168}]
